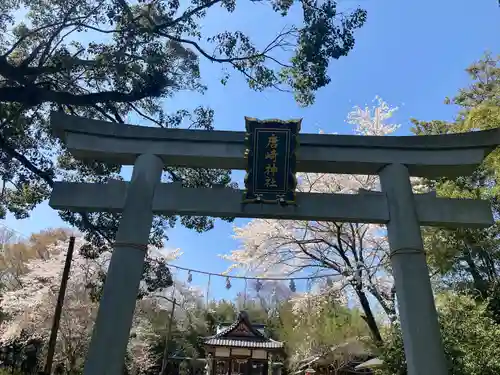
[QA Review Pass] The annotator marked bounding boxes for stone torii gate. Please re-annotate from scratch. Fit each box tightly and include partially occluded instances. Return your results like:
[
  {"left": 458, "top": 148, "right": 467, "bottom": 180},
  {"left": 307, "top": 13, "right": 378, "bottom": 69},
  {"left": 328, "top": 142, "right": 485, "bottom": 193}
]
[{"left": 49, "top": 112, "right": 499, "bottom": 375}]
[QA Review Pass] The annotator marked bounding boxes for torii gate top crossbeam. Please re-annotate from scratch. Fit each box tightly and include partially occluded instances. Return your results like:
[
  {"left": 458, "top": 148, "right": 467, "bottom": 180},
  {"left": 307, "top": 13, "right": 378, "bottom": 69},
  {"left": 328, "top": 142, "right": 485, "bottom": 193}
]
[{"left": 51, "top": 112, "right": 500, "bottom": 178}]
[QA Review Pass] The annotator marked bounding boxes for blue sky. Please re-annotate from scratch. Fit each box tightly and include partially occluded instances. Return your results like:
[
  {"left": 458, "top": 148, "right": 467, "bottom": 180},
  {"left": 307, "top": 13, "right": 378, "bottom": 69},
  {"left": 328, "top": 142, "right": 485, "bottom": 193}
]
[{"left": 2, "top": 0, "right": 499, "bottom": 300}]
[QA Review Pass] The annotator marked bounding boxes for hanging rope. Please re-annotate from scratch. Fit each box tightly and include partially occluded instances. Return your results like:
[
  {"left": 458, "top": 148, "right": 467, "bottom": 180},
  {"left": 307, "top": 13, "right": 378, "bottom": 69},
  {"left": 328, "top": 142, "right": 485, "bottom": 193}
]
[
  {"left": 168, "top": 263, "right": 341, "bottom": 281},
  {"left": 165, "top": 261, "right": 382, "bottom": 297}
]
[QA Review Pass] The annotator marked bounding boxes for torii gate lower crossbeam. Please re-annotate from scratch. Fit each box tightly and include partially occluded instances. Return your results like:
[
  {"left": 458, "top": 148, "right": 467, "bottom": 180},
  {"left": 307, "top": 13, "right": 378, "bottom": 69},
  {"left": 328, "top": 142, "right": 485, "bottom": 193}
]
[{"left": 48, "top": 112, "right": 500, "bottom": 375}]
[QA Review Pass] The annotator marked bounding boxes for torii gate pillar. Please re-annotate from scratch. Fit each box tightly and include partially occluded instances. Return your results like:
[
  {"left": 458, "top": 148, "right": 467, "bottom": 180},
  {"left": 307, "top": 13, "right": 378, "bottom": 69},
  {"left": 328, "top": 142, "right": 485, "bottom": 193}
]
[
  {"left": 83, "top": 154, "right": 163, "bottom": 375},
  {"left": 380, "top": 163, "right": 448, "bottom": 375}
]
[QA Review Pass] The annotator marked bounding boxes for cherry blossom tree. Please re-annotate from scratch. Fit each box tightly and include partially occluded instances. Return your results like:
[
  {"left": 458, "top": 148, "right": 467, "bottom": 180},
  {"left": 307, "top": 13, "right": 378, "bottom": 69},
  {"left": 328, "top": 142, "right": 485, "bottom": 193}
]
[
  {"left": 128, "top": 300, "right": 163, "bottom": 374},
  {"left": 0, "top": 236, "right": 103, "bottom": 371},
  {"left": 0, "top": 228, "right": 73, "bottom": 290},
  {"left": 282, "top": 301, "right": 370, "bottom": 370},
  {"left": 221, "top": 97, "right": 399, "bottom": 343},
  {"left": 0, "top": 233, "right": 190, "bottom": 373}
]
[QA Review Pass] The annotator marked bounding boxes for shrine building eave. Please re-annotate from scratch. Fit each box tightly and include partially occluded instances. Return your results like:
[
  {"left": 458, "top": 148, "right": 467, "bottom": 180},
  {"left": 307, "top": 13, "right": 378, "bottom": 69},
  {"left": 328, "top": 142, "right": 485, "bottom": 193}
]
[
  {"left": 203, "top": 338, "right": 284, "bottom": 349},
  {"left": 202, "top": 311, "right": 284, "bottom": 350}
]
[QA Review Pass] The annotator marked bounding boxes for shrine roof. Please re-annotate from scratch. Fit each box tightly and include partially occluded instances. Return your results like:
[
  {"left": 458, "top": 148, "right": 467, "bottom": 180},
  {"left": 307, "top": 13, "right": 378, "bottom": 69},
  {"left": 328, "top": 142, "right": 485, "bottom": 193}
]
[
  {"left": 203, "top": 338, "right": 283, "bottom": 349},
  {"left": 202, "top": 311, "right": 283, "bottom": 350}
]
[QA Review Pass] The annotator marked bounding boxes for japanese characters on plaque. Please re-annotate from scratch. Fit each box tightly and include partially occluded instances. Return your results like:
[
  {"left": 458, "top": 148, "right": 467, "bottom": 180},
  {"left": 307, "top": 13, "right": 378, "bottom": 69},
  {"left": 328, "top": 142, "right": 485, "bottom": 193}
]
[{"left": 243, "top": 117, "right": 301, "bottom": 204}]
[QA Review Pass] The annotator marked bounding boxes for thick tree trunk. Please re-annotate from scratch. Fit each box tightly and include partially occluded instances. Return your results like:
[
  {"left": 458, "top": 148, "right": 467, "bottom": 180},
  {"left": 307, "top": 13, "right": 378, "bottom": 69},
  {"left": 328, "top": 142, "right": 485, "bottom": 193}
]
[{"left": 355, "top": 288, "right": 383, "bottom": 343}]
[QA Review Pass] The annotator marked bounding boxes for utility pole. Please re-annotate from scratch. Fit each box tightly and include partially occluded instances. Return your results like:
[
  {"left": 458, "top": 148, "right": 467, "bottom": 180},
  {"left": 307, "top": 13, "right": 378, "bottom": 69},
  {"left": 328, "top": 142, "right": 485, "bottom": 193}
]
[{"left": 44, "top": 236, "right": 76, "bottom": 375}]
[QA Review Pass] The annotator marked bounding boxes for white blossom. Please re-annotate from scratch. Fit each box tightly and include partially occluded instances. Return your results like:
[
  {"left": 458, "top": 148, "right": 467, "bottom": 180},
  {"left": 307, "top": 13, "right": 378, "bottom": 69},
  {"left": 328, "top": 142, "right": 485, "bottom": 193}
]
[
  {"left": 0, "top": 234, "right": 193, "bottom": 373},
  {"left": 0, "top": 237, "right": 101, "bottom": 341},
  {"left": 347, "top": 96, "right": 400, "bottom": 136},
  {"left": 221, "top": 97, "right": 399, "bottom": 320},
  {"left": 128, "top": 301, "right": 161, "bottom": 374}
]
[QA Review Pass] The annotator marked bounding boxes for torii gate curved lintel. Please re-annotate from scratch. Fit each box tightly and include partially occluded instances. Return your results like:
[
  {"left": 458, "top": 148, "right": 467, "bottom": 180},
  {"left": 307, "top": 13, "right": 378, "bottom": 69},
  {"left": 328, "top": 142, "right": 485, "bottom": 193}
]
[{"left": 51, "top": 112, "right": 500, "bottom": 178}]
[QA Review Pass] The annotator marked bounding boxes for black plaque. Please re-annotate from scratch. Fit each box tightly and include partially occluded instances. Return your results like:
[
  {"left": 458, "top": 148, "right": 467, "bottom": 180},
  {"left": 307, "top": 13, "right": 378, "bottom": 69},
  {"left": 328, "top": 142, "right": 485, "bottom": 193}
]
[{"left": 243, "top": 117, "right": 301, "bottom": 204}]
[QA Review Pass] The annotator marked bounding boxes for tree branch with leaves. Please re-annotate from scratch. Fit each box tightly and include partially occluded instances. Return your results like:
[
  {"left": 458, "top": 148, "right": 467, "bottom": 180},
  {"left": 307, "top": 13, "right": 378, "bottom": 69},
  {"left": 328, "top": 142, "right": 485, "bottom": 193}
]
[{"left": 0, "top": 0, "right": 367, "bottom": 292}]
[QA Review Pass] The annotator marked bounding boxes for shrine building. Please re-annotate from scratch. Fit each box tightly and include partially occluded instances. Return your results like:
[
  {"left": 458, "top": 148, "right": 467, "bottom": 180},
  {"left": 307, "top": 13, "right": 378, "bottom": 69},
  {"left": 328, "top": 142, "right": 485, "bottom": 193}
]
[{"left": 202, "top": 311, "right": 284, "bottom": 375}]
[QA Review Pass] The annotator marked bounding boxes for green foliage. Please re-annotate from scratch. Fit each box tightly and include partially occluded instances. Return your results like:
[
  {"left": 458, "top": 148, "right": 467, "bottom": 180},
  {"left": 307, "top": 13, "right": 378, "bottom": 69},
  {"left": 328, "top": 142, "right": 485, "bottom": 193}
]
[
  {"left": 377, "top": 54, "right": 500, "bottom": 374},
  {"left": 410, "top": 53, "right": 500, "bottom": 296},
  {"left": 0, "top": 0, "right": 367, "bottom": 292},
  {"left": 150, "top": 311, "right": 207, "bottom": 361},
  {"left": 275, "top": 299, "right": 370, "bottom": 369},
  {"left": 376, "top": 293, "right": 500, "bottom": 375},
  {"left": 145, "top": 298, "right": 274, "bottom": 365},
  {"left": 141, "top": 292, "right": 372, "bottom": 373}
]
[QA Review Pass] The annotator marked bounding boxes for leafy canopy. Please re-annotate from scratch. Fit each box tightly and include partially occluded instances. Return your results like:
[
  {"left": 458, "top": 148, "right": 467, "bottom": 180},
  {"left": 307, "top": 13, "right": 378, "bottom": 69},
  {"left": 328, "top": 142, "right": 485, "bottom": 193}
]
[
  {"left": 410, "top": 53, "right": 500, "bottom": 297},
  {"left": 377, "top": 293, "right": 500, "bottom": 375},
  {"left": 0, "top": 0, "right": 367, "bottom": 291}
]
